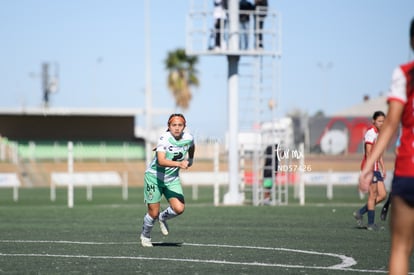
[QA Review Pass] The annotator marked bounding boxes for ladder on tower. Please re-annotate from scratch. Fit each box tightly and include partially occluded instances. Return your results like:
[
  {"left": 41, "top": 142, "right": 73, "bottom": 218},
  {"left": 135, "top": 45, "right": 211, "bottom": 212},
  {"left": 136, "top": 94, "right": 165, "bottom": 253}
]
[{"left": 238, "top": 54, "right": 289, "bottom": 206}]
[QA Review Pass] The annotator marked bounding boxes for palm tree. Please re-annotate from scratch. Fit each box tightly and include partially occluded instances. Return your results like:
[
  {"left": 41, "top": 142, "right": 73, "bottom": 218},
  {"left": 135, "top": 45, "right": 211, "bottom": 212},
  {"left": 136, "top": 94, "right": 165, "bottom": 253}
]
[{"left": 165, "top": 48, "right": 199, "bottom": 110}]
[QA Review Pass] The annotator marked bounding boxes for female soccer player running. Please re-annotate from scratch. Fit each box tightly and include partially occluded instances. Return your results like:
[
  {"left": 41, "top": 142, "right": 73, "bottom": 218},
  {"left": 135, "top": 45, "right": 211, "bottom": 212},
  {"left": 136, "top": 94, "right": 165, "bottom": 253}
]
[
  {"left": 140, "top": 114, "right": 195, "bottom": 247},
  {"left": 360, "top": 17, "right": 414, "bottom": 274}
]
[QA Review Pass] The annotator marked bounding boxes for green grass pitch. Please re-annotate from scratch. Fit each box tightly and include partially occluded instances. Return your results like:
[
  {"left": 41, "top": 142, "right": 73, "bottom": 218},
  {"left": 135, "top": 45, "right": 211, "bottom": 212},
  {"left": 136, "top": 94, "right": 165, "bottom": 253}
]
[{"left": 0, "top": 186, "right": 413, "bottom": 274}]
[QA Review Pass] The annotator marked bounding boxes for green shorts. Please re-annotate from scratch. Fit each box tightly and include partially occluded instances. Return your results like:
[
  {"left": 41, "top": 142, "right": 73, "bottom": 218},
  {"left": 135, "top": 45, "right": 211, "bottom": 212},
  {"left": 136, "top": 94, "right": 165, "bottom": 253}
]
[
  {"left": 263, "top": 178, "right": 273, "bottom": 188},
  {"left": 143, "top": 172, "right": 184, "bottom": 204}
]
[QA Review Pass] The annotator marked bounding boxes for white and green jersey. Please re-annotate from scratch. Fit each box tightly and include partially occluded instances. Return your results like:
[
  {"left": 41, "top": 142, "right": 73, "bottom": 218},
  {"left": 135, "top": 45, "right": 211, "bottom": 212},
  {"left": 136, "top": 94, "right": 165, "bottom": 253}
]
[{"left": 146, "top": 131, "right": 194, "bottom": 183}]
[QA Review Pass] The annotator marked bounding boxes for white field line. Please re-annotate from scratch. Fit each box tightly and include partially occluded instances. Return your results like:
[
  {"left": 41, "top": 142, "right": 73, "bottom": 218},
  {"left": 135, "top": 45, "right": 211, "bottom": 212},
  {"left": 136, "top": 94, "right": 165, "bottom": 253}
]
[{"left": 0, "top": 240, "right": 391, "bottom": 274}]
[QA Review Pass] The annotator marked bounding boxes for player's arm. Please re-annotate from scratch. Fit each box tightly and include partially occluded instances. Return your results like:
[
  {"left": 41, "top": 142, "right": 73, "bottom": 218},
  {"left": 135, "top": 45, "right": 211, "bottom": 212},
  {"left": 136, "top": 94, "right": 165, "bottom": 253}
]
[
  {"left": 187, "top": 144, "right": 195, "bottom": 167},
  {"left": 379, "top": 155, "right": 386, "bottom": 178},
  {"left": 365, "top": 143, "right": 373, "bottom": 159},
  {"left": 157, "top": 151, "right": 189, "bottom": 169}
]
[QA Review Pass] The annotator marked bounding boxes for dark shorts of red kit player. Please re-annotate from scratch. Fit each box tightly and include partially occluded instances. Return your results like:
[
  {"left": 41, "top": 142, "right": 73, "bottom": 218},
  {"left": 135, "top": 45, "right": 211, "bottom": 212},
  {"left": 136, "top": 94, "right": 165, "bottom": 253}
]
[
  {"left": 392, "top": 176, "right": 414, "bottom": 207},
  {"left": 371, "top": 171, "right": 384, "bottom": 183}
]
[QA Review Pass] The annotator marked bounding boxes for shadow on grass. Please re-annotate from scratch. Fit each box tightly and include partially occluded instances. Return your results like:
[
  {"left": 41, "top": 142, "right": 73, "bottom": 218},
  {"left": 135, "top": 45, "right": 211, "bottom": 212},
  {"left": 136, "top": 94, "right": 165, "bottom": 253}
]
[
  {"left": 355, "top": 226, "right": 368, "bottom": 230},
  {"left": 153, "top": 242, "right": 183, "bottom": 247},
  {"left": 354, "top": 225, "right": 387, "bottom": 231}
]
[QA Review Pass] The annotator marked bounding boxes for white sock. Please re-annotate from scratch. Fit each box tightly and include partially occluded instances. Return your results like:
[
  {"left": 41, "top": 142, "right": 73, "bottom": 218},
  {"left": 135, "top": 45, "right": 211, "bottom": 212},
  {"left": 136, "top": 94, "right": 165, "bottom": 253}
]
[
  {"left": 159, "top": 206, "right": 177, "bottom": 221},
  {"left": 141, "top": 213, "right": 155, "bottom": 238}
]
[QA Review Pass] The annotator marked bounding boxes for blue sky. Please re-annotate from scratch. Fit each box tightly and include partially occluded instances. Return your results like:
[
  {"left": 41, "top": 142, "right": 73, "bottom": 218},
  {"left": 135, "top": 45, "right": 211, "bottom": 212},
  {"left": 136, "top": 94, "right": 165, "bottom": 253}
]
[{"left": 1, "top": 0, "right": 413, "bottom": 140}]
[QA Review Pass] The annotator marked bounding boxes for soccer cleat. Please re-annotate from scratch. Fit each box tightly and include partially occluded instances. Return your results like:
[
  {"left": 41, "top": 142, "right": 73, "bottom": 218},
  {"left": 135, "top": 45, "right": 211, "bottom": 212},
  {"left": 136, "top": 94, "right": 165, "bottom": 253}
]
[
  {"left": 380, "top": 206, "right": 389, "bottom": 221},
  {"left": 140, "top": 234, "right": 153, "bottom": 247},
  {"left": 262, "top": 198, "right": 271, "bottom": 206},
  {"left": 353, "top": 211, "right": 363, "bottom": 227},
  {"left": 159, "top": 218, "right": 169, "bottom": 236},
  {"left": 366, "top": 224, "right": 381, "bottom": 231}
]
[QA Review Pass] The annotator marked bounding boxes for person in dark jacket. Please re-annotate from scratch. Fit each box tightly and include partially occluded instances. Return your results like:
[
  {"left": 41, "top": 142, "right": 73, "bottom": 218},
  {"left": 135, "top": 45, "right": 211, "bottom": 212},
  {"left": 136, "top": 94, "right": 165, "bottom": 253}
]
[
  {"left": 239, "top": 0, "right": 254, "bottom": 50},
  {"left": 254, "top": 0, "right": 268, "bottom": 49},
  {"left": 263, "top": 144, "right": 278, "bottom": 205}
]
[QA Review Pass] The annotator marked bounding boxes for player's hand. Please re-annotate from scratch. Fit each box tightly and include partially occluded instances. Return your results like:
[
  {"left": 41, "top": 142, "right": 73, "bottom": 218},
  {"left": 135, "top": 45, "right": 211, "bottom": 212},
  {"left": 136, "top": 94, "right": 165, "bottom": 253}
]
[
  {"left": 179, "top": 160, "right": 190, "bottom": 169},
  {"left": 359, "top": 170, "right": 372, "bottom": 193}
]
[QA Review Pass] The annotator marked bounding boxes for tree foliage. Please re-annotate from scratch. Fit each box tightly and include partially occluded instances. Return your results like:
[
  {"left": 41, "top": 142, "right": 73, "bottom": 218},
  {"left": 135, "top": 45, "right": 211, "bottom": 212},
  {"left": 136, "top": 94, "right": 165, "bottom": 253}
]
[{"left": 165, "top": 48, "right": 199, "bottom": 110}]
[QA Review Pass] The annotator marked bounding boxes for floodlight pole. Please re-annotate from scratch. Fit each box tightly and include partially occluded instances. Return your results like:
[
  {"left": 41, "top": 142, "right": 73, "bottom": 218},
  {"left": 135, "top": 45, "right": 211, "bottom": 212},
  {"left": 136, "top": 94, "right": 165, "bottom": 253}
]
[
  {"left": 223, "top": 0, "right": 244, "bottom": 205},
  {"left": 317, "top": 62, "right": 333, "bottom": 115},
  {"left": 144, "top": 0, "right": 153, "bottom": 166},
  {"left": 67, "top": 141, "right": 74, "bottom": 208},
  {"left": 41, "top": 62, "right": 59, "bottom": 108},
  {"left": 42, "top": 63, "right": 50, "bottom": 108}
]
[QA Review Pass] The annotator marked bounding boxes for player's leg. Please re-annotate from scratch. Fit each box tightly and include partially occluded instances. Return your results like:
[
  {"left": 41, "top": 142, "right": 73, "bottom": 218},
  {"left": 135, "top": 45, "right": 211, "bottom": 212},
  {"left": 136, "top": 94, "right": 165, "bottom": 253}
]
[
  {"left": 263, "top": 178, "right": 272, "bottom": 205},
  {"left": 388, "top": 196, "right": 414, "bottom": 274},
  {"left": 354, "top": 172, "right": 371, "bottom": 226},
  {"left": 141, "top": 202, "right": 161, "bottom": 247},
  {"left": 159, "top": 180, "right": 185, "bottom": 235},
  {"left": 381, "top": 192, "right": 392, "bottom": 221},
  {"left": 375, "top": 180, "right": 387, "bottom": 204},
  {"left": 354, "top": 201, "right": 368, "bottom": 227},
  {"left": 140, "top": 173, "right": 162, "bottom": 247},
  {"left": 366, "top": 183, "right": 378, "bottom": 230},
  {"left": 158, "top": 197, "right": 184, "bottom": 236}
]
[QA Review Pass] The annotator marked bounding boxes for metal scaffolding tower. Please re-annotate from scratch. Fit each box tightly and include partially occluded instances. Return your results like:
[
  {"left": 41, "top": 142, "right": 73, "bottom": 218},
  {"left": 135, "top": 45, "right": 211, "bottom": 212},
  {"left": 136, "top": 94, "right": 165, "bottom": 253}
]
[{"left": 186, "top": 0, "right": 282, "bottom": 205}]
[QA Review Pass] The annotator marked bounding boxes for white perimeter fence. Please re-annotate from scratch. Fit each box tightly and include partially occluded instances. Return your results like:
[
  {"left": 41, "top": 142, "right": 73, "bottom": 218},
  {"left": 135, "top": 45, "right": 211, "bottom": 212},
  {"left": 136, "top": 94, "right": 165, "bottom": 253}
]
[
  {"left": 50, "top": 171, "right": 128, "bottom": 208},
  {"left": 0, "top": 173, "right": 21, "bottom": 201},
  {"left": 1, "top": 140, "right": 393, "bottom": 206},
  {"left": 301, "top": 170, "right": 392, "bottom": 202}
]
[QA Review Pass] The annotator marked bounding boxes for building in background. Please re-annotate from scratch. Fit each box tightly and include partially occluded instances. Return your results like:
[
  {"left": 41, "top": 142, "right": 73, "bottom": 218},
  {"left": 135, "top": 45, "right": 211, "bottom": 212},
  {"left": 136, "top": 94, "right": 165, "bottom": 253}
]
[{"left": 305, "top": 95, "right": 396, "bottom": 155}]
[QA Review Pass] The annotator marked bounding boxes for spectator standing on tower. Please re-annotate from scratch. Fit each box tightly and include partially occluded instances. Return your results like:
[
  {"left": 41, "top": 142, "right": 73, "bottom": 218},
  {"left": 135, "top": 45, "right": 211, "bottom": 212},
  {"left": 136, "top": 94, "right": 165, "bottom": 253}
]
[
  {"left": 254, "top": 0, "right": 268, "bottom": 49},
  {"left": 239, "top": 0, "right": 254, "bottom": 50},
  {"left": 213, "top": 0, "right": 228, "bottom": 50},
  {"left": 262, "top": 144, "right": 278, "bottom": 205}
]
